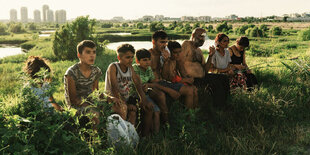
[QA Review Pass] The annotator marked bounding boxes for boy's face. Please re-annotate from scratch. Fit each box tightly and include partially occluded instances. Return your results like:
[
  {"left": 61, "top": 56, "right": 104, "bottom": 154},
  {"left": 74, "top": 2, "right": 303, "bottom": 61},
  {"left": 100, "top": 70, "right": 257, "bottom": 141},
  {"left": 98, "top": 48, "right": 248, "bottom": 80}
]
[
  {"left": 119, "top": 51, "right": 134, "bottom": 67},
  {"left": 153, "top": 38, "right": 168, "bottom": 52},
  {"left": 137, "top": 57, "right": 151, "bottom": 70},
  {"left": 171, "top": 48, "right": 182, "bottom": 60},
  {"left": 78, "top": 47, "right": 96, "bottom": 65}
]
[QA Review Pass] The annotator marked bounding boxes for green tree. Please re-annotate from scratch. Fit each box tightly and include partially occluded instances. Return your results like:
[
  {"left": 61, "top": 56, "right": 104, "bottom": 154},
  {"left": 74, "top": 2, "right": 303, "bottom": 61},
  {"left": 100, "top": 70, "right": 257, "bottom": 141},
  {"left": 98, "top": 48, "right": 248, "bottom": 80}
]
[
  {"left": 122, "top": 23, "right": 129, "bottom": 27},
  {"left": 271, "top": 26, "right": 282, "bottom": 35},
  {"left": 28, "top": 23, "right": 36, "bottom": 30},
  {"left": 149, "top": 22, "right": 165, "bottom": 32},
  {"left": 246, "top": 26, "right": 263, "bottom": 37},
  {"left": 9, "top": 23, "right": 25, "bottom": 33},
  {"left": 136, "top": 22, "right": 144, "bottom": 29},
  {"left": 0, "top": 23, "right": 6, "bottom": 34},
  {"left": 207, "top": 25, "right": 213, "bottom": 32},
  {"left": 216, "top": 22, "right": 229, "bottom": 32},
  {"left": 193, "top": 22, "right": 200, "bottom": 29},
  {"left": 168, "top": 21, "right": 177, "bottom": 30},
  {"left": 53, "top": 16, "right": 101, "bottom": 60},
  {"left": 101, "top": 23, "right": 113, "bottom": 28}
]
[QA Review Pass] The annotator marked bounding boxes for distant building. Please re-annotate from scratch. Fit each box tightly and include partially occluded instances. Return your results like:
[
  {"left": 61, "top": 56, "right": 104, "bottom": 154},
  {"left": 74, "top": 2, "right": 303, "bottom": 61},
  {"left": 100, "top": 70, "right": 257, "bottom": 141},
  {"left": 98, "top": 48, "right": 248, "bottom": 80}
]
[
  {"left": 111, "top": 16, "right": 125, "bottom": 21},
  {"left": 155, "top": 15, "right": 164, "bottom": 21},
  {"left": 141, "top": 15, "right": 154, "bottom": 22},
  {"left": 55, "top": 10, "right": 66, "bottom": 24},
  {"left": 181, "top": 16, "right": 195, "bottom": 21},
  {"left": 47, "top": 10, "right": 54, "bottom": 22},
  {"left": 33, "top": 10, "right": 41, "bottom": 23},
  {"left": 10, "top": 9, "right": 17, "bottom": 22},
  {"left": 42, "top": 5, "right": 49, "bottom": 22},
  {"left": 197, "top": 16, "right": 211, "bottom": 22},
  {"left": 20, "top": 7, "right": 28, "bottom": 23},
  {"left": 289, "top": 13, "right": 301, "bottom": 18},
  {"left": 227, "top": 14, "right": 238, "bottom": 20}
]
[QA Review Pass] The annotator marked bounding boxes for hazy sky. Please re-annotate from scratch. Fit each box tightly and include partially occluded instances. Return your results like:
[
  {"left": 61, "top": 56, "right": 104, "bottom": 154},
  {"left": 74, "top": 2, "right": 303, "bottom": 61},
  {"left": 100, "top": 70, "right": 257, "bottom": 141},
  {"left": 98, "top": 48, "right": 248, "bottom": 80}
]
[{"left": 0, "top": 0, "right": 310, "bottom": 20}]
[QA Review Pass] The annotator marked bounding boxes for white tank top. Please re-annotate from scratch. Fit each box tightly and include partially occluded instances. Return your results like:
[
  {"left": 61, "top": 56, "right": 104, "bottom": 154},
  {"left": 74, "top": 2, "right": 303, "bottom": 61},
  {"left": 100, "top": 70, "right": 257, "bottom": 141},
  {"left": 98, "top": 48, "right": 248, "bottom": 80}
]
[{"left": 105, "top": 62, "right": 133, "bottom": 101}]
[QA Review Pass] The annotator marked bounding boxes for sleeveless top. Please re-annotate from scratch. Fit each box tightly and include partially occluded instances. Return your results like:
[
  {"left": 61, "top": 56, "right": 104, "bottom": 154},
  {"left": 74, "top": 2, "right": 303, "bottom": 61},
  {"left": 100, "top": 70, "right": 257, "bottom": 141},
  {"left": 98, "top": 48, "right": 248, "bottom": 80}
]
[
  {"left": 230, "top": 48, "right": 244, "bottom": 65},
  {"left": 105, "top": 62, "right": 133, "bottom": 101}
]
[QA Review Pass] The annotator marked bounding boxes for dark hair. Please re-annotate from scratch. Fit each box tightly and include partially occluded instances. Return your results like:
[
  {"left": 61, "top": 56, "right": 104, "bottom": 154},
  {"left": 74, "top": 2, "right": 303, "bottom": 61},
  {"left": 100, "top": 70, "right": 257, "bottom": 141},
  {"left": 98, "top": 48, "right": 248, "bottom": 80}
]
[
  {"left": 215, "top": 33, "right": 229, "bottom": 44},
  {"left": 236, "top": 36, "right": 249, "bottom": 47},
  {"left": 77, "top": 40, "right": 96, "bottom": 54},
  {"left": 25, "top": 56, "right": 51, "bottom": 79},
  {"left": 152, "top": 30, "right": 168, "bottom": 41},
  {"left": 117, "top": 44, "right": 135, "bottom": 54},
  {"left": 167, "top": 41, "right": 181, "bottom": 52},
  {"left": 136, "top": 48, "right": 151, "bottom": 61}
]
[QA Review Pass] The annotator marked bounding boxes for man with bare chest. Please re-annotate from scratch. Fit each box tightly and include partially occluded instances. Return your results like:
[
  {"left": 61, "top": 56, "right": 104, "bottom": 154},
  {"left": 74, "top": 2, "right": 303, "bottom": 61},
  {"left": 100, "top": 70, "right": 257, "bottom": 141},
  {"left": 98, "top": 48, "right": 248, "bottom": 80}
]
[{"left": 179, "top": 28, "right": 230, "bottom": 107}]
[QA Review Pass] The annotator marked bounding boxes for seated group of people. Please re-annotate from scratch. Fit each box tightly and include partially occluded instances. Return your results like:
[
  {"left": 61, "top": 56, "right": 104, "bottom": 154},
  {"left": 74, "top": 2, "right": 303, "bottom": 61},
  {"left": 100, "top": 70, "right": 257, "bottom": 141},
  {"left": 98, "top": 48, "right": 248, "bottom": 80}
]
[{"left": 24, "top": 28, "right": 258, "bottom": 137}]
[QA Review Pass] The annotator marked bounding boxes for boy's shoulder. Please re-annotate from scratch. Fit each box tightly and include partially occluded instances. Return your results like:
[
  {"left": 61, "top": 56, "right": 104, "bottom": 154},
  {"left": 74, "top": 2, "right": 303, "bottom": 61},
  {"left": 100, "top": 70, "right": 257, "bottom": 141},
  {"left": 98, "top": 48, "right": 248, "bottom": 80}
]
[{"left": 65, "top": 63, "right": 79, "bottom": 76}]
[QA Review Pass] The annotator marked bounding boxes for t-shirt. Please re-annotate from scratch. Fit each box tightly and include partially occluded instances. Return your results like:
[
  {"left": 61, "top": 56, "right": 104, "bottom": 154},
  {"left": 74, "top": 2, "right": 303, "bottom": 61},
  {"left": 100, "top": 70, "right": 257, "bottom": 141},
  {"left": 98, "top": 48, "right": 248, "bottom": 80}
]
[
  {"left": 64, "top": 63, "right": 102, "bottom": 106},
  {"left": 30, "top": 82, "right": 53, "bottom": 108},
  {"left": 211, "top": 49, "right": 231, "bottom": 69},
  {"left": 105, "top": 62, "right": 133, "bottom": 101},
  {"left": 132, "top": 64, "right": 155, "bottom": 84}
]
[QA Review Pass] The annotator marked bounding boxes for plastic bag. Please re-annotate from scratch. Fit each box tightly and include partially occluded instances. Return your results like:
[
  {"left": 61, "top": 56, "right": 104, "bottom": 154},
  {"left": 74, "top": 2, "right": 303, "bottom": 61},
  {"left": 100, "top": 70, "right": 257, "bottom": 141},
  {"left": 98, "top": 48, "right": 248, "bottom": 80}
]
[{"left": 107, "top": 114, "right": 139, "bottom": 148}]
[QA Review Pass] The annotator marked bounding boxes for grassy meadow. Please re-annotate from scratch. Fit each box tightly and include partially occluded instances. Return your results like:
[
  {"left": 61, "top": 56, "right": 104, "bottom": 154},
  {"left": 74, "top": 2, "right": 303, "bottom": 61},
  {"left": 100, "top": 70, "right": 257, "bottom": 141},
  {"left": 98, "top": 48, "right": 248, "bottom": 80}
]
[{"left": 0, "top": 22, "right": 310, "bottom": 154}]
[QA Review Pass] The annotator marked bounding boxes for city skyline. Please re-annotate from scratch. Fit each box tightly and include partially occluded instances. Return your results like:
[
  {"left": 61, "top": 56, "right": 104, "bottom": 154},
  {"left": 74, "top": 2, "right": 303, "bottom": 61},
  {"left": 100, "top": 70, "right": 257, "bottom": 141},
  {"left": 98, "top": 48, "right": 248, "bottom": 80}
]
[{"left": 1, "top": 0, "right": 310, "bottom": 21}]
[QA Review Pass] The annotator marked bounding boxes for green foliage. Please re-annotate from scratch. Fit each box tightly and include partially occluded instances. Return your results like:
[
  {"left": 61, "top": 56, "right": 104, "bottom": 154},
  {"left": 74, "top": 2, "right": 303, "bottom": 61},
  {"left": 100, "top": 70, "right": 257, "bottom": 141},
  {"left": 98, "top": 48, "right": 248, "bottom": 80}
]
[
  {"left": 298, "top": 28, "right": 310, "bottom": 41},
  {"left": 271, "top": 26, "right": 282, "bottom": 35},
  {"left": 216, "top": 21, "right": 232, "bottom": 32},
  {"left": 28, "top": 23, "right": 37, "bottom": 30},
  {"left": 193, "top": 22, "right": 200, "bottom": 29},
  {"left": 259, "top": 24, "right": 269, "bottom": 32},
  {"left": 0, "top": 23, "right": 7, "bottom": 34},
  {"left": 149, "top": 22, "right": 165, "bottom": 32},
  {"left": 207, "top": 25, "right": 213, "bottom": 32},
  {"left": 136, "top": 22, "right": 144, "bottom": 29},
  {"left": 246, "top": 26, "right": 264, "bottom": 37},
  {"left": 21, "top": 41, "right": 36, "bottom": 51},
  {"left": 101, "top": 23, "right": 113, "bottom": 28},
  {"left": 52, "top": 16, "right": 102, "bottom": 60},
  {"left": 168, "top": 21, "right": 177, "bottom": 30},
  {"left": 9, "top": 23, "right": 26, "bottom": 33},
  {"left": 122, "top": 23, "right": 129, "bottom": 27}
]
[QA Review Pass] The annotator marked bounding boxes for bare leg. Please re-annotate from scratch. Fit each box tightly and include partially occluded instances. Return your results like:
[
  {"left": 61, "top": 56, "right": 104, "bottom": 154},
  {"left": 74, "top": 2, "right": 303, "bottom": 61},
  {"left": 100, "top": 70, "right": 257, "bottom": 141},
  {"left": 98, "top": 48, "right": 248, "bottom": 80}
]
[
  {"left": 149, "top": 88, "right": 169, "bottom": 123},
  {"left": 153, "top": 112, "right": 160, "bottom": 133},
  {"left": 127, "top": 104, "right": 137, "bottom": 126},
  {"left": 179, "top": 85, "right": 194, "bottom": 109}
]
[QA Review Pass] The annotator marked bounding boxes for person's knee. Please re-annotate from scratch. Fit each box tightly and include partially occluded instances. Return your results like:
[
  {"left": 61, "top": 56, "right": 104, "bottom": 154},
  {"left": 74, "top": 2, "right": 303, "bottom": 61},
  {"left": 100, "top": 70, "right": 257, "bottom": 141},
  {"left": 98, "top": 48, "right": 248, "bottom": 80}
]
[{"left": 182, "top": 86, "right": 194, "bottom": 96}]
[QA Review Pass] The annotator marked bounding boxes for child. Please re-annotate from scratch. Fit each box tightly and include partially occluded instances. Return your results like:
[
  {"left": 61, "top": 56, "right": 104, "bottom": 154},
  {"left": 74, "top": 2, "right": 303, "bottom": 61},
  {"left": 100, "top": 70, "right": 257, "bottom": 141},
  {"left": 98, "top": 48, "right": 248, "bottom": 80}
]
[
  {"left": 25, "top": 56, "right": 62, "bottom": 111},
  {"left": 105, "top": 44, "right": 154, "bottom": 137},
  {"left": 162, "top": 41, "right": 198, "bottom": 108},
  {"left": 64, "top": 40, "right": 102, "bottom": 126},
  {"left": 133, "top": 48, "right": 170, "bottom": 132}
]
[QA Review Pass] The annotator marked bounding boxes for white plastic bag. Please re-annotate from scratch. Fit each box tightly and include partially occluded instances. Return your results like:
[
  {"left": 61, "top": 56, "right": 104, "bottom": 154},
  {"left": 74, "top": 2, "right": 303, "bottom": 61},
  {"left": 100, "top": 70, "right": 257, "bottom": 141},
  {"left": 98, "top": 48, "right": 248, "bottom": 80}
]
[{"left": 107, "top": 114, "right": 139, "bottom": 148}]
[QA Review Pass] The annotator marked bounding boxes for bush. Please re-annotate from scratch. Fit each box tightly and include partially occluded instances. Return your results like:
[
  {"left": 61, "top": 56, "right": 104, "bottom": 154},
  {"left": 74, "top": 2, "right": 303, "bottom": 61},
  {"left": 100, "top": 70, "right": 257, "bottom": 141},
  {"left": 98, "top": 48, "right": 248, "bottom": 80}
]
[
  {"left": 21, "top": 41, "right": 36, "bottom": 51},
  {"left": 246, "top": 26, "right": 264, "bottom": 37},
  {"left": 122, "top": 23, "right": 129, "bottom": 27},
  {"left": 9, "top": 23, "right": 26, "bottom": 33},
  {"left": 259, "top": 24, "right": 269, "bottom": 32},
  {"left": 149, "top": 22, "right": 165, "bottom": 32},
  {"left": 0, "top": 23, "right": 7, "bottom": 34},
  {"left": 216, "top": 22, "right": 231, "bottom": 32},
  {"left": 136, "top": 22, "right": 144, "bottom": 29},
  {"left": 101, "top": 23, "right": 113, "bottom": 28},
  {"left": 271, "top": 26, "right": 282, "bottom": 35},
  {"left": 207, "top": 25, "right": 213, "bottom": 32},
  {"left": 28, "top": 23, "right": 36, "bottom": 30},
  {"left": 298, "top": 28, "right": 310, "bottom": 41},
  {"left": 52, "top": 16, "right": 103, "bottom": 60}
]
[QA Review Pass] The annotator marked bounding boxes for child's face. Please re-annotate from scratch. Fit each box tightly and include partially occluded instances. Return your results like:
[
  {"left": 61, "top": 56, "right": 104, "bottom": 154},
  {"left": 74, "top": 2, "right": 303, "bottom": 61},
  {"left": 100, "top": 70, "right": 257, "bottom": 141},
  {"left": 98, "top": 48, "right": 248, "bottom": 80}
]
[
  {"left": 219, "top": 37, "right": 229, "bottom": 48},
  {"left": 79, "top": 47, "right": 96, "bottom": 65},
  {"left": 171, "top": 48, "right": 182, "bottom": 60},
  {"left": 137, "top": 57, "right": 151, "bottom": 70},
  {"left": 119, "top": 51, "right": 134, "bottom": 67}
]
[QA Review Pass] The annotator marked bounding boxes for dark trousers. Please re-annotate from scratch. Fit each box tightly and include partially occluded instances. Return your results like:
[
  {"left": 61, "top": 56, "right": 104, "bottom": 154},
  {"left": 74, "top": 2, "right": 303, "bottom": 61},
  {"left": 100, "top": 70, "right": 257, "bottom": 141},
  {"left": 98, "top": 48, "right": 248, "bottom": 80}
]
[
  {"left": 245, "top": 73, "right": 258, "bottom": 88},
  {"left": 194, "top": 74, "right": 230, "bottom": 107}
]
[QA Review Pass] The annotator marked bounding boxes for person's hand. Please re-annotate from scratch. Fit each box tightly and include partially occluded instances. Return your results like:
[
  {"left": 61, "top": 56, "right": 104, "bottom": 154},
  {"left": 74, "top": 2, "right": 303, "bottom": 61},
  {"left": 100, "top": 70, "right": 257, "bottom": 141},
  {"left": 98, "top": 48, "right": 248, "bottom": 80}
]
[
  {"left": 141, "top": 100, "right": 154, "bottom": 111},
  {"left": 142, "top": 84, "right": 148, "bottom": 92},
  {"left": 209, "top": 45, "right": 215, "bottom": 57},
  {"left": 162, "top": 49, "right": 170, "bottom": 60},
  {"left": 228, "top": 69, "right": 234, "bottom": 75},
  {"left": 110, "top": 97, "right": 124, "bottom": 106},
  {"left": 183, "top": 77, "right": 194, "bottom": 84}
]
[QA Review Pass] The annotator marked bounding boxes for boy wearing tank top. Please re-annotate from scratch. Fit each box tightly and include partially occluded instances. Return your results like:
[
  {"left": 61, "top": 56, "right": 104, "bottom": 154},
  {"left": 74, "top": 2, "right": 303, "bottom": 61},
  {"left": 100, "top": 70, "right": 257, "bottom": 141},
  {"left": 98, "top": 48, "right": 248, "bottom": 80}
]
[{"left": 105, "top": 44, "right": 154, "bottom": 137}]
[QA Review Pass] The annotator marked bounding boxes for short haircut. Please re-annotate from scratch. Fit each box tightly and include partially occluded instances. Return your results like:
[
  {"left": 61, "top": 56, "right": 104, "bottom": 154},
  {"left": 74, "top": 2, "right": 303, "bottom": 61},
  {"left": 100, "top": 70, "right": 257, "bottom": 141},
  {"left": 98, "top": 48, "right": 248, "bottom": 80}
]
[
  {"left": 136, "top": 48, "right": 151, "bottom": 61},
  {"left": 152, "top": 30, "right": 168, "bottom": 41},
  {"left": 215, "top": 33, "right": 229, "bottom": 43},
  {"left": 167, "top": 41, "right": 181, "bottom": 52},
  {"left": 25, "top": 56, "right": 51, "bottom": 79},
  {"left": 117, "top": 43, "right": 135, "bottom": 54},
  {"left": 77, "top": 40, "right": 96, "bottom": 54},
  {"left": 236, "top": 36, "right": 249, "bottom": 47}
]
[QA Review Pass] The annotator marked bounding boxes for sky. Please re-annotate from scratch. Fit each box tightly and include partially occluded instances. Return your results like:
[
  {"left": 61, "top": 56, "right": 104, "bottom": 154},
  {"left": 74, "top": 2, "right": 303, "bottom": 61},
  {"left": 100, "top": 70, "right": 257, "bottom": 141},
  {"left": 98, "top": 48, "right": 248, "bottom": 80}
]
[{"left": 0, "top": 0, "right": 310, "bottom": 20}]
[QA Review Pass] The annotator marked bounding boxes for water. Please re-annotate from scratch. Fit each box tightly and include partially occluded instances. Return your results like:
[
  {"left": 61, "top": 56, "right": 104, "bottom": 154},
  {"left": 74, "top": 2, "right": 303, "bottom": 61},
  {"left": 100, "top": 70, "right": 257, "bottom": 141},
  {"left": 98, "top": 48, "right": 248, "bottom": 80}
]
[
  {"left": 106, "top": 39, "right": 215, "bottom": 51},
  {"left": 0, "top": 45, "right": 24, "bottom": 59},
  {"left": 39, "top": 30, "right": 56, "bottom": 37},
  {"left": 107, "top": 33, "right": 131, "bottom": 35}
]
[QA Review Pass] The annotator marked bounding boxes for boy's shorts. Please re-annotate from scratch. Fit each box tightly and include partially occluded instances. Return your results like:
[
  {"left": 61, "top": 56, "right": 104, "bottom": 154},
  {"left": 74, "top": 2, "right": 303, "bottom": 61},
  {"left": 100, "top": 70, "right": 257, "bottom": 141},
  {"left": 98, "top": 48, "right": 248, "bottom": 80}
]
[
  {"left": 158, "top": 80, "right": 184, "bottom": 92},
  {"left": 127, "top": 95, "right": 160, "bottom": 112}
]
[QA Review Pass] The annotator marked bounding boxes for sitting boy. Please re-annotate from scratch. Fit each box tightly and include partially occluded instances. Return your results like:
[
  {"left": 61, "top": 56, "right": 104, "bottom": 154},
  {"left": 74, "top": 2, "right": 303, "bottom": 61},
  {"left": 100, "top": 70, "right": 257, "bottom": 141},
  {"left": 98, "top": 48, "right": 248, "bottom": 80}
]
[
  {"left": 64, "top": 40, "right": 102, "bottom": 127},
  {"left": 105, "top": 44, "right": 154, "bottom": 137},
  {"left": 161, "top": 41, "right": 198, "bottom": 108}
]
